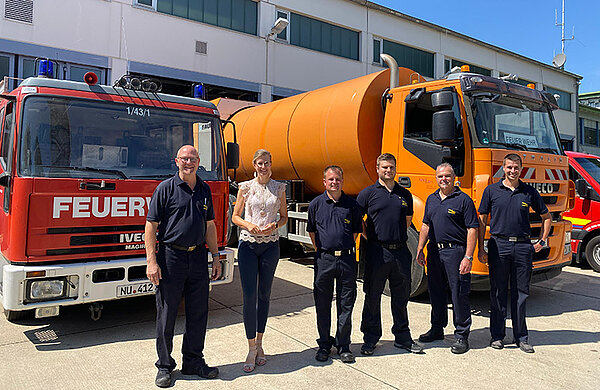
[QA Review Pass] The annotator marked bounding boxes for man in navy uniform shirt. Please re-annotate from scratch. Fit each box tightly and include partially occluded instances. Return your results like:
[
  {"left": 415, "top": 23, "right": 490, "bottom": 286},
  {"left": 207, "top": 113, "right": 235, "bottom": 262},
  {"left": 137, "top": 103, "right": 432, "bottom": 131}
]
[
  {"left": 356, "top": 153, "right": 423, "bottom": 356},
  {"left": 416, "top": 163, "right": 478, "bottom": 354},
  {"left": 307, "top": 165, "right": 362, "bottom": 363},
  {"left": 478, "top": 153, "right": 551, "bottom": 353},
  {"left": 145, "top": 145, "right": 222, "bottom": 387}
]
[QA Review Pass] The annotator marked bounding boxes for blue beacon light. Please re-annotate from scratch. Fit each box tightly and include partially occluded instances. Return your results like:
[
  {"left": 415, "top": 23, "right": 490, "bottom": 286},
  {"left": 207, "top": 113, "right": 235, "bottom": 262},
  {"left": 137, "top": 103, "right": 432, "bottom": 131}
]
[
  {"left": 193, "top": 84, "right": 205, "bottom": 99},
  {"left": 38, "top": 60, "right": 54, "bottom": 78}
]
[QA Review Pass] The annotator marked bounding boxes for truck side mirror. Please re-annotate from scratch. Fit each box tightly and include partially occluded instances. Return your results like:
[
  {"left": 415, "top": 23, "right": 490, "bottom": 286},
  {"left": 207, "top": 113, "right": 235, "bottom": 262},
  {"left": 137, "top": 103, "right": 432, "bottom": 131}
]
[
  {"left": 226, "top": 142, "right": 239, "bottom": 170},
  {"left": 431, "top": 90, "right": 453, "bottom": 109},
  {"left": 575, "top": 179, "right": 589, "bottom": 199},
  {"left": 432, "top": 111, "right": 455, "bottom": 143}
]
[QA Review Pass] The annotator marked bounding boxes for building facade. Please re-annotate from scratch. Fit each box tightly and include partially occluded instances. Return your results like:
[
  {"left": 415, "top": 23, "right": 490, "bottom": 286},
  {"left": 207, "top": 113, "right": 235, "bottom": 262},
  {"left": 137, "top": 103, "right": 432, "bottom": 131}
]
[
  {"left": 579, "top": 92, "right": 600, "bottom": 155},
  {"left": 0, "top": 0, "right": 582, "bottom": 148}
]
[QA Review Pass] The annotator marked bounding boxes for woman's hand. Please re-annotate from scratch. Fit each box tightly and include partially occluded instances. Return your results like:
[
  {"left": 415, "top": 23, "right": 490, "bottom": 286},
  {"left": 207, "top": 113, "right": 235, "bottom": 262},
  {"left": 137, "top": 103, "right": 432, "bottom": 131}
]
[
  {"left": 246, "top": 223, "right": 262, "bottom": 234},
  {"left": 260, "top": 222, "right": 278, "bottom": 234}
]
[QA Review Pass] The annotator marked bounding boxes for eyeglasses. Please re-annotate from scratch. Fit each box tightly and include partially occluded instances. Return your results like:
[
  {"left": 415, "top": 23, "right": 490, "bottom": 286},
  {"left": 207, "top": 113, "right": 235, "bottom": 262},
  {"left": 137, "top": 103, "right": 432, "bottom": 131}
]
[{"left": 177, "top": 157, "right": 199, "bottom": 163}]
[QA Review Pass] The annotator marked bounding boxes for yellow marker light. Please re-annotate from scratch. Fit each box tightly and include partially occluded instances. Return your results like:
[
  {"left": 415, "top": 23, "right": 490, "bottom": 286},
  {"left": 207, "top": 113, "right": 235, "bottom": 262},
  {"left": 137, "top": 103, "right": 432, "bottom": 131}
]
[
  {"left": 26, "top": 270, "right": 46, "bottom": 278},
  {"left": 461, "top": 65, "right": 470, "bottom": 72},
  {"left": 412, "top": 80, "right": 419, "bottom": 84},
  {"left": 527, "top": 83, "right": 536, "bottom": 89}
]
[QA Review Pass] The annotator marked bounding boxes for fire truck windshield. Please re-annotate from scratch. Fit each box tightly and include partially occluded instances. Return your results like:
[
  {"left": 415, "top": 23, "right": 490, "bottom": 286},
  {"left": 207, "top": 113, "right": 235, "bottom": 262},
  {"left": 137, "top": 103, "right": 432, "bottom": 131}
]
[
  {"left": 471, "top": 95, "right": 562, "bottom": 154},
  {"left": 18, "top": 96, "right": 224, "bottom": 180}
]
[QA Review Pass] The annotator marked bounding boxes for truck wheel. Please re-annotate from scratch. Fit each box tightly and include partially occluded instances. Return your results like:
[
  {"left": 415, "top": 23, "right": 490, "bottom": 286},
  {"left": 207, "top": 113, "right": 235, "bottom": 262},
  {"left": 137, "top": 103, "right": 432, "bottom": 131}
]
[
  {"left": 226, "top": 194, "right": 239, "bottom": 247},
  {"left": 4, "top": 309, "right": 31, "bottom": 322},
  {"left": 407, "top": 227, "right": 428, "bottom": 297},
  {"left": 584, "top": 236, "right": 600, "bottom": 272}
]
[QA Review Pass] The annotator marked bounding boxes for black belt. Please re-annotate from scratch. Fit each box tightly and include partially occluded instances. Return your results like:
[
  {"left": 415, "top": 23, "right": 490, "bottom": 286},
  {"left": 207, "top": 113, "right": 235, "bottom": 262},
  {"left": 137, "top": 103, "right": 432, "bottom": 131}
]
[
  {"left": 165, "top": 243, "right": 203, "bottom": 252},
  {"left": 375, "top": 241, "right": 406, "bottom": 250},
  {"left": 492, "top": 235, "right": 530, "bottom": 242},
  {"left": 436, "top": 242, "right": 462, "bottom": 249},
  {"left": 321, "top": 248, "right": 355, "bottom": 256}
]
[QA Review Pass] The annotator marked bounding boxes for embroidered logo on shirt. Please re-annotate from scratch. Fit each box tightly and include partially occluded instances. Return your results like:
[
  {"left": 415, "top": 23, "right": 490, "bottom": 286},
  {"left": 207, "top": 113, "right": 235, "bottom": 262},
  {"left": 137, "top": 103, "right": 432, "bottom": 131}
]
[
  {"left": 447, "top": 208, "right": 456, "bottom": 214},
  {"left": 344, "top": 218, "right": 351, "bottom": 224},
  {"left": 203, "top": 204, "right": 208, "bottom": 210},
  {"left": 521, "top": 202, "right": 529, "bottom": 208},
  {"left": 401, "top": 198, "right": 408, "bottom": 207}
]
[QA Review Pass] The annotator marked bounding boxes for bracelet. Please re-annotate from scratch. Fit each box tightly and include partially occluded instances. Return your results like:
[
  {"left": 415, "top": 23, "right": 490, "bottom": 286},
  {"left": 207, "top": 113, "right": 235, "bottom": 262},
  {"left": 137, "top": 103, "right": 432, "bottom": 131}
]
[{"left": 464, "top": 255, "right": 473, "bottom": 262}]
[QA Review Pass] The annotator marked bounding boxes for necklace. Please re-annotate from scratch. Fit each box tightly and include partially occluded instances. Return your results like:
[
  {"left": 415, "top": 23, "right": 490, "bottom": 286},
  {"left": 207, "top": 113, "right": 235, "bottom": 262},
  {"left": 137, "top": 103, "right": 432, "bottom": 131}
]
[{"left": 257, "top": 179, "right": 269, "bottom": 217}]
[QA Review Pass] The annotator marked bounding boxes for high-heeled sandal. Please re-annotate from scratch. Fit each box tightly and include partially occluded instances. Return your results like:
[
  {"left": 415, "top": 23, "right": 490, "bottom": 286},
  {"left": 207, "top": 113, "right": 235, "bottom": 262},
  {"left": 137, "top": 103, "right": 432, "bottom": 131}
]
[
  {"left": 243, "top": 345, "right": 257, "bottom": 373},
  {"left": 255, "top": 341, "right": 267, "bottom": 366}
]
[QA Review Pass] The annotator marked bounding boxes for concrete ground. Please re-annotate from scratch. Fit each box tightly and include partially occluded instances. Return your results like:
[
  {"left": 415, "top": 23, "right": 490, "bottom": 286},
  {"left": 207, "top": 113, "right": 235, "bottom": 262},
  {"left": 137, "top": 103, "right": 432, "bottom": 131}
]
[{"left": 1, "top": 255, "right": 599, "bottom": 390}]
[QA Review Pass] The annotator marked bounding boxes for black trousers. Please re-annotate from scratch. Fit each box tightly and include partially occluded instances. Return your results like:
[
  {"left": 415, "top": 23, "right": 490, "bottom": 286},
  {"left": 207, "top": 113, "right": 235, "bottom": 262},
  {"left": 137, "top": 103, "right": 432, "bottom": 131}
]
[
  {"left": 426, "top": 244, "right": 471, "bottom": 339},
  {"left": 488, "top": 237, "right": 534, "bottom": 343},
  {"left": 361, "top": 242, "right": 412, "bottom": 345},
  {"left": 155, "top": 245, "right": 209, "bottom": 371},
  {"left": 314, "top": 251, "right": 358, "bottom": 350}
]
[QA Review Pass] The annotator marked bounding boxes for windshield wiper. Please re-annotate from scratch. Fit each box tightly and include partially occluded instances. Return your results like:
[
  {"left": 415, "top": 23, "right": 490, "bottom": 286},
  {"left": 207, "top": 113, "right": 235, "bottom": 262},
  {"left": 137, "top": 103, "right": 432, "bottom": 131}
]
[
  {"left": 530, "top": 147, "right": 559, "bottom": 155},
  {"left": 39, "top": 165, "right": 128, "bottom": 179},
  {"left": 486, "top": 141, "right": 528, "bottom": 151},
  {"left": 129, "top": 174, "right": 174, "bottom": 180}
]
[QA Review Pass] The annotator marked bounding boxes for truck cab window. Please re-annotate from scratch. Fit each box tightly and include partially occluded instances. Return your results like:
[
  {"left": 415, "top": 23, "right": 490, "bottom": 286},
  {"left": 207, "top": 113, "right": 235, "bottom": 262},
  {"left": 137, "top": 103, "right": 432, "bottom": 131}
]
[{"left": 1, "top": 102, "right": 14, "bottom": 170}]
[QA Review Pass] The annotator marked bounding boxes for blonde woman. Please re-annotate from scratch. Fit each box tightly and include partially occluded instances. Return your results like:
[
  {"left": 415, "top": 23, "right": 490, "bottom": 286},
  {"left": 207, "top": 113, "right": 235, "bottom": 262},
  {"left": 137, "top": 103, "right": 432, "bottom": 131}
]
[{"left": 232, "top": 149, "right": 287, "bottom": 373}]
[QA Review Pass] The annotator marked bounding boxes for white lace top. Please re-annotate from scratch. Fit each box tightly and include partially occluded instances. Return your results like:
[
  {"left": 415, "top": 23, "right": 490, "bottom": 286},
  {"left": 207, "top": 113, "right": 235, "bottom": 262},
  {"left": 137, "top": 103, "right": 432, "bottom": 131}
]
[{"left": 238, "top": 178, "right": 286, "bottom": 243}]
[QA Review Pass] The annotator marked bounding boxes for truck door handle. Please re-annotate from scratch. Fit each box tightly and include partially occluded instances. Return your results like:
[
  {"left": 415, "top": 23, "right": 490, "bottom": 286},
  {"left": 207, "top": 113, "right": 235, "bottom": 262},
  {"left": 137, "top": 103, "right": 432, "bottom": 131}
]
[{"left": 80, "top": 181, "right": 116, "bottom": 190}]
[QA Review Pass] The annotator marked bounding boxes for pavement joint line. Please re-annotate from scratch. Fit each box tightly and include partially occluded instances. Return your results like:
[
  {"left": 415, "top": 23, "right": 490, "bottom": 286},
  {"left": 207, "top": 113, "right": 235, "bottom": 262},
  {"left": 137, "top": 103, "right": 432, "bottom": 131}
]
[{"left": 532, "top": 284, "right": 600, "bottom": 301}]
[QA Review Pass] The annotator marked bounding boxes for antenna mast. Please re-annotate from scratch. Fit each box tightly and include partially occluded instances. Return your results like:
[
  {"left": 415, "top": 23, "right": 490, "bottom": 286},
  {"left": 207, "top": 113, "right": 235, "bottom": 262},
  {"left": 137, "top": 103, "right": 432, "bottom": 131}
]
[{"left": 555, "top": 0, "right": 574, "bottom": 55}]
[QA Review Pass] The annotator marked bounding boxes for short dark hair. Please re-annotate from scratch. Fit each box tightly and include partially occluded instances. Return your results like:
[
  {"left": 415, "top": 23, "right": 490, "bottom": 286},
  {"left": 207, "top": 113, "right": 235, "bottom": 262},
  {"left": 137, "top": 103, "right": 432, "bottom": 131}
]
[
  {"left": 503, "top": 153, "right": 522, "bottom": 167},
  {"left": 323, "top": 165, "right": 343, "bottom": 178},
  {"left": 377, "top": 153, "right": 396, "bottom": 167}
]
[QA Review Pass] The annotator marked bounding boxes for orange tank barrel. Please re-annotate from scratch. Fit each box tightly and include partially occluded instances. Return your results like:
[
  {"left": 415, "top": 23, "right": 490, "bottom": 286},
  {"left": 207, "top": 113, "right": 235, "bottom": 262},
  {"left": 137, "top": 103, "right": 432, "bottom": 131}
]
[{"left": 224, "top": 67, "right": 422, "bottom": 195}]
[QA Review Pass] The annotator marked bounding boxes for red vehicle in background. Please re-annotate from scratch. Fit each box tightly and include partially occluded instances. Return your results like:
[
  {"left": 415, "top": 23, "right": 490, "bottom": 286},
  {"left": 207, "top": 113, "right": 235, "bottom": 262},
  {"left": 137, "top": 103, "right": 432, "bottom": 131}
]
[
  {"left": 0, "top": 63, "right": 237, "bottom": 321},
  {"left": 565, "top": 150, "right": 600, "bottom": 272}
]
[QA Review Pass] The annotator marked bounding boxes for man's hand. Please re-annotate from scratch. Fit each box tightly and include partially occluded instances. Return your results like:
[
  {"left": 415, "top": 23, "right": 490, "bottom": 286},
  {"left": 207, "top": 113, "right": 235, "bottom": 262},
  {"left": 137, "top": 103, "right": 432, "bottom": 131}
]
[
  {"left": 147, "top": 261, "right": 162, "bottom": 285},
  {"left": 211, "top": 259, "right": 222, "bottom": 281},
  {"left": 478, "top": 248, "right": 488, "bottom": 265},
  {"left": 416, "top": 249, "right": 426, "bottom": 266},
  {"left": 533, "top": 242, "right": 544, "bottom": 253},
  {"left": 459, "top": 257, "right": 472, "bottom": 274}
]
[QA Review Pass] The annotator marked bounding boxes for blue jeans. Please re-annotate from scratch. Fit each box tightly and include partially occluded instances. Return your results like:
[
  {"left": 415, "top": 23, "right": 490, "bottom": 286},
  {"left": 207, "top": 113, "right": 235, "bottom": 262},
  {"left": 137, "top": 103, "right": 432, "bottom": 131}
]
[{"left": 238, "top": 240, "right": 280, "bottom": 339}]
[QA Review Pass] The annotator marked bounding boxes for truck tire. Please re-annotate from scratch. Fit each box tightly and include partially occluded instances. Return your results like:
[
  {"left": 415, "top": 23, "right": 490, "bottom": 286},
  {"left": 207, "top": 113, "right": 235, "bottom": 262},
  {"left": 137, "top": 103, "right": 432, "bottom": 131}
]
[
  {"left": 4, "top": 309, "right": 31, "bottom": 322},
  {"left": 584, "top": 236, "right": 600, "bottom": 273},
  {"left": 407, "top": 227, "right": 428, "bottom": 297},
  {"left": 226, "top": 194, "right": 239, "bottom": 247}
]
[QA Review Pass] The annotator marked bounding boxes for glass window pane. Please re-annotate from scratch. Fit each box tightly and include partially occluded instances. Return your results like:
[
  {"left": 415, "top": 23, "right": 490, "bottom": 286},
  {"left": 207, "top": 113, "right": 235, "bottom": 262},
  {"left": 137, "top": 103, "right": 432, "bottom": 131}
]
[
  {"left": 545, "top": 86, "right": 571, "bottom": 111},
  {"left": 189, "top": 0, "right": 203, "bottom": 21},
  {"left": 300, "top": 16, "right": 311, "bottom": 48},
  {"left": 231, "top": 0, "right": 245, "bottom": 31},
  {"left": 217, "top": 0, "right": 231, "bottom": 29},
  {"left": 373, "top": 39, "right": 381, "bottom": 63},
  {"left": 172, "top": 0, "right": 188, "bottom": 18},
  {"left": 0, "top": 56, "right": 9, "bottom": 80},
  {"left": 276, "top": 10, "right": 288, "bottom": 40},
  {"left": 70, "top": 66, "right": 101, "bottom": 83},
  {"left": 23, "top": 58, "right": 36, "bottom": 79},
  {"left": 137, "top": 0, "right": 153, "bottom": 6},
  {"left": 243, "top": 0, "right": 257, "bottom": 35},
  {"left": 320, "top": 23, "right": 331, "bottom": 53},
  {"left": 204, "top": 0, "right": 217, "bottom": 25},
  {"left": 290, "top": 13, "right": 301, "bottom": 46},
  {"left": 310, "top": 19, "right": 321, "bottom": 51},
  {"left": 383, "top": 40, "right": 434, "bottom": 78},
  {"left": 157, "top": 0, "right": 173, "bottom": 14},
  {"left": 349, "top": 31, "right": 358, "bottom": 60},
  {"left": 331, "top": 26, "right": 341, "bottom": 56}
]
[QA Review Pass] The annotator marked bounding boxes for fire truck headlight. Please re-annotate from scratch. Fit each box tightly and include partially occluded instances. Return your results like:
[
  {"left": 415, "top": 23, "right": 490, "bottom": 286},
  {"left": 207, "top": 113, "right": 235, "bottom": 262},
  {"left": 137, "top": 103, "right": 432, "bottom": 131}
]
[
  {"left": 564, "top": 231, "right": 572, "bottom": 255},
  {"left": 28, "top": 279, "right": 65, "bottom": 300}
]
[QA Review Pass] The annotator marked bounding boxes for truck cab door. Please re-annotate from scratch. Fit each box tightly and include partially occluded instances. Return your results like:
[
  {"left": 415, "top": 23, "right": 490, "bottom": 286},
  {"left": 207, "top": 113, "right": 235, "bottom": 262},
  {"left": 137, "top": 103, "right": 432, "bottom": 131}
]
[
  {"left": 569, "top": 165, "right": 599, "bottom": 224},
  {"left": 0, "top": 101, "right": 15, "bottom": 218}
]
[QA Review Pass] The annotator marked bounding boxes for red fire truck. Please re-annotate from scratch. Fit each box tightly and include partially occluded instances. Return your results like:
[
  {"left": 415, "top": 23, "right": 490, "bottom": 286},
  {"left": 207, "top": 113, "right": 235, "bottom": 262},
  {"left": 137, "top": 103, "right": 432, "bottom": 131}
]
[{"left": 0, "top": 63, "right": 236, "bottom": 321}]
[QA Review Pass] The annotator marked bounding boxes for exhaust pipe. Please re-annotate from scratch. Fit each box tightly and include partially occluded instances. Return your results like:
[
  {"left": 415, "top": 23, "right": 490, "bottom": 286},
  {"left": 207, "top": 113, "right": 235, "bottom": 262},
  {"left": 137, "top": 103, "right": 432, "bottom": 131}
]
[{"left": 380, "top": 53, "right": 399, "bottom": 89}]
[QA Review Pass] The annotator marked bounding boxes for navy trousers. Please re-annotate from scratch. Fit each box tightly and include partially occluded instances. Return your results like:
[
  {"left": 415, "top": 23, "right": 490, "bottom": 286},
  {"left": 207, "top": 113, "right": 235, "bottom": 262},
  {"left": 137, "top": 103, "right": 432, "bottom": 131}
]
[
  {"left": 314, "top": 251, "right": 358, "bottom": 351},
  {"left": 361, "top": 242, "right": 413, "bottom": 345},
  {"left": 488, "top": 237, "right": 534, "bottom": 343},
  {"left": 426, "top": 244, "right": 472, "bottom": 340},
  {"left": 237, "top": 240, "right": 280, "bottom": 339},
  {"left": 155, "top": 245, "right": 209, "bottom": 371}
]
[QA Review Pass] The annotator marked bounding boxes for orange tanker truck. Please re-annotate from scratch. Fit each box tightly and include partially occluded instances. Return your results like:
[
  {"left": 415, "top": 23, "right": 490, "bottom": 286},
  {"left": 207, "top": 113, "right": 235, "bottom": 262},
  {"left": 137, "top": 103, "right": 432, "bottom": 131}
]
[{"left": 216, "top": 54, "right": 574, "bottom": 296}]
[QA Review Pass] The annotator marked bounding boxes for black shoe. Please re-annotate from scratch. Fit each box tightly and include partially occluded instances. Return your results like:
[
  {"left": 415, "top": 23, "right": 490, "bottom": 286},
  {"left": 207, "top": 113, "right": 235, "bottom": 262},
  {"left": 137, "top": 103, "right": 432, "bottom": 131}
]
[
  {"left": 394, "top": 340, "right": 424, "bottom": 354},
  {"left": 315, "top": 348, "right": 330, "bottom": 362},
  {"left": 339, "top": 351, "right": 355, "bottom": 363},
  {"left": 450, "top": 338, "right": 469, "bottom": 354},
  {"left": 360, "top": 343, "right": 376, "bottom": 356},
  {"left": 181, "top": 364, "right": 219, "bottom": 379},
  {"left": 490, "top": 339, "right": 504, "bottom": 349},
  {"left": 517, "top": 341, "right": 535, "bottom": 353},
  {"left": 155, "top": 369, "right": 172, "bottom": 388},
  {"left": 418, "top": 328, "right": 445, "bottom": 343}
]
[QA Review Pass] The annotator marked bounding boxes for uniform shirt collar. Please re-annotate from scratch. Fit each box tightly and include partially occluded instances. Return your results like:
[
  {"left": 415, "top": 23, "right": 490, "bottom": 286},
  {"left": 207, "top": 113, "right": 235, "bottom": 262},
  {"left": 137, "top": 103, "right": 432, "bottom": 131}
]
[
  {"left": 435, "top": 186, "right": 462, "bottom": 200},
  {"left": 324, "top": 190, "right": 346, "bottom": 203},
  {"left": 174, "top": 173, "right": 202, "bottom": 190},
  {"left": 498, "top": 179, "right": 523, "bottom": 191},
  {"left": 375, "top": 181, "right": 400, "bottom": 191}
]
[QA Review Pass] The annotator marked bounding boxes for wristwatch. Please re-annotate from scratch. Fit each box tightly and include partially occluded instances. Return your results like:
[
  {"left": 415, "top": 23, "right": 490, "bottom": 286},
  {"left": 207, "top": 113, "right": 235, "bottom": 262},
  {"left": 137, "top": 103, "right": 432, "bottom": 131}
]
[
  {"left": 538, "top": 240, "right": 546, "bottom": 247},
  {"left": 211, "top": 252, "right": 220, "bottom": 258},
  {"left": 464, "top": 255, "right": 473, "bottom": 262}
]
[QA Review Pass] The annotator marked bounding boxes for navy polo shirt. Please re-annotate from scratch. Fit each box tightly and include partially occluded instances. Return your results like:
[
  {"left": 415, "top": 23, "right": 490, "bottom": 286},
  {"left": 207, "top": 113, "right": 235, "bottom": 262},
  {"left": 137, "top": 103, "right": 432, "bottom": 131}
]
[
  {"left": 307, "top": 191, "right": 362, "bottom": 251},
  {"left": 478, "top": 180, "right": 548, "bottom": 237},
  {"left": 147, "top": 174, "right": 215, "bottom": 247},
  {"left": 357, "top": 181, "right": 414, "bottom": 243},
  {"left": 423, "top": 187, "right": 479, "bottom": 245}
]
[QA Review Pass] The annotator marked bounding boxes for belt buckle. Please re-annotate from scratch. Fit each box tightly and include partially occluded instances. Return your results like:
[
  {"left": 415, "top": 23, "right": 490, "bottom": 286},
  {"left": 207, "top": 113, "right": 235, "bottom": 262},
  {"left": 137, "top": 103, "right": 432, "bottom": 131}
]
[
  {"left": 508, "top": 237, "right": 517, "bottom": 242},
  {"left": 334, "top": 250, "right": 342, "bottom": 256},
  {"left": 188, "top": 245, "right": 196, "bottom": 251},
  {"left": 389, "top": 244, "right": 397, "bottom": 250}
]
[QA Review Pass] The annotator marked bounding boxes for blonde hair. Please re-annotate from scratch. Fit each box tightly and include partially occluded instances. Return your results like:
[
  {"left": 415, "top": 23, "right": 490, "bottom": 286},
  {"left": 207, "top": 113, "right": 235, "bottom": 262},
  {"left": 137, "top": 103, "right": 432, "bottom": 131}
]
[{"left": 252, "top": 149, "right": 272, "bottom": 164}]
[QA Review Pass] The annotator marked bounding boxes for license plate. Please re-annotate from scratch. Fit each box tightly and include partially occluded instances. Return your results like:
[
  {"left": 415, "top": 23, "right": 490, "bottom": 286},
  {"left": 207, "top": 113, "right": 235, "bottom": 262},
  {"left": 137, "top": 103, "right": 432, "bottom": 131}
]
[{"left": 116, "top": 282, "right": 154, "bottom": 297}]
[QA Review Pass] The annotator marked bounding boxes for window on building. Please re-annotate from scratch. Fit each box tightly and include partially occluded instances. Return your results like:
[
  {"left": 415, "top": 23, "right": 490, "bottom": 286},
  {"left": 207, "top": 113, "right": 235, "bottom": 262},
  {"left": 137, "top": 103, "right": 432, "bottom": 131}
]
[
  {"left": 445, "top": 59, "right": 491, "bottom": 76},
  {"left": 581, "top": 118, "right": 599, "bottom": 146},
  {"left": 156, "top": 0, "right": 257, "bottom": 35},
  {"left": 499, "top": 73, "right": 534, "bottom": 87},
  {"left": 544, "top": 86, "right": 572, "bottom": 111},
  {"left": 289, "top": 13, "right": 359, "bottom": 61},
  {"left": 276, "top": 10, "right": 289, "bottom": 41},
  {"left": 382, "top": 40, "right": 434, "bottom": 78},
  {"left": 372, "top": 38, "right": 381, "bottom": 64},
  {"left": 0, "top": 56, "right": 10, "bottom": 81},
  {"left": 135, "top": 0, "right": 154, "bottom": 7}
]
